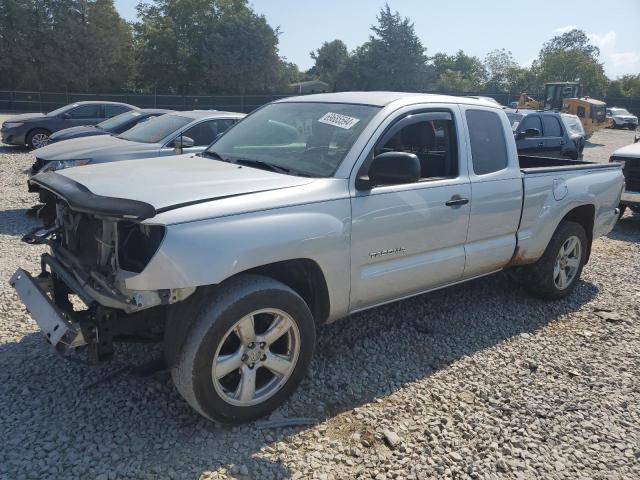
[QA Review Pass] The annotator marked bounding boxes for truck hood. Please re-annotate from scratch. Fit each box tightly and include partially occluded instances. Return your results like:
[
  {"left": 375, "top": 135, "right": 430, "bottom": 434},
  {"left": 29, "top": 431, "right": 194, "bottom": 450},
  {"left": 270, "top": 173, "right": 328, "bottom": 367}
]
[
  {"left": 54, "top": 154, "right": 315, "bottom": 212},
  {"left": 33, "top": 135, "right": 156, "bottom": 161},
  {"left": 3, "top": 113, "right": 45, "bottom": 123},
  {"left": 612, "top": 142, "right": 640, "bottom": 159}
]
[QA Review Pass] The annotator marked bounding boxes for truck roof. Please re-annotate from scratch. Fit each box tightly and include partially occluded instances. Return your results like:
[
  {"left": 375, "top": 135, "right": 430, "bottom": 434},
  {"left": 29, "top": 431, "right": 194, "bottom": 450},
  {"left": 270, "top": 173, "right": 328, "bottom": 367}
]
[{"left": 276, "top": 91, "right": 502, "bottom": 109}]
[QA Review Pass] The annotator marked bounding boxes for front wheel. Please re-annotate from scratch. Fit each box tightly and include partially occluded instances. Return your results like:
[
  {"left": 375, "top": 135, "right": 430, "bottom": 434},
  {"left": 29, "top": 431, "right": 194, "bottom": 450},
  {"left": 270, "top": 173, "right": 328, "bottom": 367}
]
[
  {"left": 521, "top": 221, "right": 588, "bottom": 300},
  {"left": 168, "top": 274, "right": 316, "bottom": 423},
  {"left": 26, "top": 129, "right": 51, "bottom": 149}
]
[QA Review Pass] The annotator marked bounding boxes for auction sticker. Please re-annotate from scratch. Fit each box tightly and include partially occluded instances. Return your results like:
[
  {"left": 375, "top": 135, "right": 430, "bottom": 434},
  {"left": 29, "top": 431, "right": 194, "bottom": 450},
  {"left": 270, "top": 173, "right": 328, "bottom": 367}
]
[{"left": 318, "top": 112, "right": 360, "bottom": 130}]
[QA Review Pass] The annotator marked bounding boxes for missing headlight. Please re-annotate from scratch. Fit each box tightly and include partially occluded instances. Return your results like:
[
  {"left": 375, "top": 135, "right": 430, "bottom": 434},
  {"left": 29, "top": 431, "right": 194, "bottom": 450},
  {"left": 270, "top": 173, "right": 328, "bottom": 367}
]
[{"left": 117, "top": 222, "right": 165, "bottom": 273}]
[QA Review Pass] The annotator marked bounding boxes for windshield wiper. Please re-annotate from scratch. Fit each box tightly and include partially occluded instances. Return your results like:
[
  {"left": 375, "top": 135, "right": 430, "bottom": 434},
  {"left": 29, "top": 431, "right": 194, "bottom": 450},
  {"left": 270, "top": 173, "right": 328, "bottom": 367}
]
[
  {"left": 234, "top": 158, "right": 291, "bottom": 174},
  {"left": 199, "top": 150, "right": 227, "bottom": 161}
]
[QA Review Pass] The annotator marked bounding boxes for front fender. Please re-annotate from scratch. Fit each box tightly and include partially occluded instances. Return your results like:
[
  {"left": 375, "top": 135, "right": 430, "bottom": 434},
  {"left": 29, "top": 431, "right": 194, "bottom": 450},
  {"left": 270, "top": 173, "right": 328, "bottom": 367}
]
[{"left": 124, "top": 199, "right": 352, "bottom": 320}]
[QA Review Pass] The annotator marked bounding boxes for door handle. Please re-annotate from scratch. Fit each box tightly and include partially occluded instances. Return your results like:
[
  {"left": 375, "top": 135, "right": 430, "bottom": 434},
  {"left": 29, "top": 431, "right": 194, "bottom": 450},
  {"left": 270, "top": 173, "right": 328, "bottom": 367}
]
[
  {"left": 445, "top": 196, "right": 469, "bottom": 207},
  {"left": 537, "top": 141, "right": 544, "bottom": 147}
]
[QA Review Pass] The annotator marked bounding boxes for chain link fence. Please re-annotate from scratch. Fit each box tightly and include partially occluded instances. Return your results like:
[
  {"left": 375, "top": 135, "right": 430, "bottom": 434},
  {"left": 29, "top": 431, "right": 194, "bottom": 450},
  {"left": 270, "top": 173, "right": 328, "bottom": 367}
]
[{"left": 1, "top": 90, "right": 639, "bottom": 116}]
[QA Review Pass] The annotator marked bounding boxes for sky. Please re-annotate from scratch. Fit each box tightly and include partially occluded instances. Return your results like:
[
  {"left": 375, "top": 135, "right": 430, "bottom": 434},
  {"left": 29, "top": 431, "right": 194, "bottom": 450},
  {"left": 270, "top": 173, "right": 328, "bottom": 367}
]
[{"left": 114, "top": 0, "right": 640, "bottom": 79}]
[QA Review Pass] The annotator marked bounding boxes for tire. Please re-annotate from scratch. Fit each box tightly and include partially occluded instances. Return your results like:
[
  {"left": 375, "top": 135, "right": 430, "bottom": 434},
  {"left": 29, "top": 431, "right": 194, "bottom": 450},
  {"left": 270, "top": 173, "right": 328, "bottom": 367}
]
[
  {"left": 26, "top": 129, "right": 51, "bottom": 149},
  {"left": 521, "top": 221, "right": 588, "bottom": 300},
  {"left": 628, "top": 125, "right": 637, "bottom": 131},
  {"left": 168, "top": 274, "right": 316, "bottom": 423}
]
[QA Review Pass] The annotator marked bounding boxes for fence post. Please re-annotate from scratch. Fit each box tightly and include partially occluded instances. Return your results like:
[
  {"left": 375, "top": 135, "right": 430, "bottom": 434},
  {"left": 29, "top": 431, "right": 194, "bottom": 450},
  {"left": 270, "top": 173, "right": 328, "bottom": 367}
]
[
  {"left": 10, "top": 90, "right": 14, "bottom": 112},
  {"left": 39, "top": 92, "right": 43, "bottom": 112}
]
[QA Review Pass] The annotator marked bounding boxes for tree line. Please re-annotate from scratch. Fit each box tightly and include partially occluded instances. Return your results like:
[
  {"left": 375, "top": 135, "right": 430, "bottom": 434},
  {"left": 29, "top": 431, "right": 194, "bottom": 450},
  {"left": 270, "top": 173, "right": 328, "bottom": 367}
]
[{"left": 1, "top": 0, "right": 638, "bottom": 97}]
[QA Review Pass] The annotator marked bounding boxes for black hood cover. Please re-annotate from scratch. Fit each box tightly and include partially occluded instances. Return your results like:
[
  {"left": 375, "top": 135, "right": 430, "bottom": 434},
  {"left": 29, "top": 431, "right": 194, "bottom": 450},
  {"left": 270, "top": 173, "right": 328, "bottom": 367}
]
[{"left": 30, "top": 172, "right": 156, "bottom": 221}]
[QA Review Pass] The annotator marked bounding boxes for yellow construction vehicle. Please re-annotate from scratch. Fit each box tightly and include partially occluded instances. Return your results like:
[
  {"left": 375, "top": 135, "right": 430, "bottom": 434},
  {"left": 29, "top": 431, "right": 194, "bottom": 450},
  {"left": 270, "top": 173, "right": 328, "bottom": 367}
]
[{"left": 517, "top": 82, "right": 609, "bottom": 137}]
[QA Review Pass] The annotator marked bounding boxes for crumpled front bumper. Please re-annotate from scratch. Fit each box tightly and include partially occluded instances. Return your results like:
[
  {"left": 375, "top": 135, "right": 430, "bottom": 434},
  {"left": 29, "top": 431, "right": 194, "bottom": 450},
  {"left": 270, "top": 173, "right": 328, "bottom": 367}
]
[{"left": 10, "top": 269, "right": 86, "bottom": 353}]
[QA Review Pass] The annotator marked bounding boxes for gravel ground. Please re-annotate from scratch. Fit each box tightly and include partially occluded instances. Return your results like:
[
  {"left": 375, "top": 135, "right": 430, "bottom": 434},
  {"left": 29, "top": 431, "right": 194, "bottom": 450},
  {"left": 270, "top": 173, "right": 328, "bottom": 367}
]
[{"left": 0, "top": 120, "right": 639, "bottom": 480}]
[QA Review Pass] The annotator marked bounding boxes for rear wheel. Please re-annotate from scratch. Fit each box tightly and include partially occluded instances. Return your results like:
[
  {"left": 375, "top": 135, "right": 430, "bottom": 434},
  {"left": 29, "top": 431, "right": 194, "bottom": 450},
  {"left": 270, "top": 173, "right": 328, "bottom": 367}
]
[
  {"left": 168, "top": 274, "right": 316, "bottom": 423},
  {"left": 521, "top": 221, "right": 588, "bottom": 300},
  {"left": 26, "top": 129, "right": 51, "bottom": 149}
]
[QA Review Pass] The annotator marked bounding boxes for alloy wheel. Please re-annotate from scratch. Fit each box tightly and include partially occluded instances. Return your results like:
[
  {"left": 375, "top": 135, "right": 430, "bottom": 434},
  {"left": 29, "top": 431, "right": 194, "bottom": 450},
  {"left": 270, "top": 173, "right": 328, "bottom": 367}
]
[
  {"left": 31, "top": 133, "right": 49, "bottom": 149},
  {"left": 553, "top": 235, "right": 581, "bottom": 290},
  {"left": 212, "top": 308, "right": 300, "bottom": 407}
]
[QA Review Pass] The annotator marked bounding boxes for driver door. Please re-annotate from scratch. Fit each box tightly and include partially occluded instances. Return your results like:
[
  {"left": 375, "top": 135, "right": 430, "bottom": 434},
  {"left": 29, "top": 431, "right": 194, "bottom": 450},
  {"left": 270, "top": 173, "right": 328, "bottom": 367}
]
[{"left": 349, "top": 110, "right": 471, "bottom": 312}]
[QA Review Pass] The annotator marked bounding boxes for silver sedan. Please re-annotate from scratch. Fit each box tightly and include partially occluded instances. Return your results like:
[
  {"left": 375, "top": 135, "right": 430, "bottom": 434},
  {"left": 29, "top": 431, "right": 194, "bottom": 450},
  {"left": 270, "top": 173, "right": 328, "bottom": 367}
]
[{"left": 30, "top": 110, "right": 245, "bottom": 174}]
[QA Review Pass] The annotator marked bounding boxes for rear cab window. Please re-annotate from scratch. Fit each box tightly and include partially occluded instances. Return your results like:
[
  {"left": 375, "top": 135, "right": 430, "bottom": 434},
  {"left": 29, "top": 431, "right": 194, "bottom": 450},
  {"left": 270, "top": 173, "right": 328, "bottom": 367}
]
[
  {"left": 542, "top": 115, "right": 563, "bottom": 137},
  {"left": 465, "top": 109, "right": 509, "bottom": 175}
]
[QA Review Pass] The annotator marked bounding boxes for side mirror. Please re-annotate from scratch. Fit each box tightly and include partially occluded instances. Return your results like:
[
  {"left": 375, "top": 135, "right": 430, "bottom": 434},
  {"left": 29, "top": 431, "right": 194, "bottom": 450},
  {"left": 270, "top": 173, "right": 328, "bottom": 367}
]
[
  {"left": 61, "top": 113, "right": 71, "bottom": 119},
  {"left": 521, "top": 127, "right": 541, "bottom": 138},
  {"left": 357, "top": 152, "right": 421, "bottom": 190},
  {"left": 173, "top": 135, "right": 195, "bottom": 154}
]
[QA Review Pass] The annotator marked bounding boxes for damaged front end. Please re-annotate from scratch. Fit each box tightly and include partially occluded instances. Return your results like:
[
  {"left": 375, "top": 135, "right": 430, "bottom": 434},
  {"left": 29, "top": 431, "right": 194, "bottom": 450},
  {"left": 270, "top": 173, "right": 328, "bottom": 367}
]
[{"left": 11, "top": 172, "right": 195, "bottom": 361}]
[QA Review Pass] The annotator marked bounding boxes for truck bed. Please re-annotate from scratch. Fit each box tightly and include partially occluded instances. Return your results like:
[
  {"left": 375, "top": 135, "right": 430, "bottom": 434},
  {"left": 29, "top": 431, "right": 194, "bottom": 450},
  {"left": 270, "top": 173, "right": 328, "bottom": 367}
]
[{"left": 519, "top": 155, "right": 621, "bottom": 174}]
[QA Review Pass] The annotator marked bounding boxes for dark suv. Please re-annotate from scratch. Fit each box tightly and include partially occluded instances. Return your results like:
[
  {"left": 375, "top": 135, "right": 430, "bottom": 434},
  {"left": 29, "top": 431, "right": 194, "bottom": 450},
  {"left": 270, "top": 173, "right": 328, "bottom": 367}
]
[
  {"left": 1, "top": 101, "right": 136, "bottom": 149},
  {"left": 505, "top": 109, "right": 582, "bottom": 160}
]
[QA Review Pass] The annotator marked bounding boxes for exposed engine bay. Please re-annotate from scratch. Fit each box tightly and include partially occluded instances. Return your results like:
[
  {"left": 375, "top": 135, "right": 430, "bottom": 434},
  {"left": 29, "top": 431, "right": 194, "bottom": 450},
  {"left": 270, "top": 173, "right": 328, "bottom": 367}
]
[{"left": 14, "top": 172, "right": 196, "bottom": 361}]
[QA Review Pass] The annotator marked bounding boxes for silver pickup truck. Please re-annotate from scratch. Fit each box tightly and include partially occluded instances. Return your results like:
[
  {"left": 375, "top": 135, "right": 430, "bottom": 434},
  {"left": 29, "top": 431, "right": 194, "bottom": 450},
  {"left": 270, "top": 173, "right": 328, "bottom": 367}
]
[{"left": 11, "top": 92, "right": 623, "bottom": 423}]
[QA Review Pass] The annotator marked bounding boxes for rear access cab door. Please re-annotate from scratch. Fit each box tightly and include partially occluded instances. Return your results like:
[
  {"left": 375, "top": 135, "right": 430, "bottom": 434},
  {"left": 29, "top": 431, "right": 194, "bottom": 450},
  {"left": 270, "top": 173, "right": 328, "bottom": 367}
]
[
  {"left": 460, "top": 106, "right": 523, "bottom": 278},
  {"left": 349, "top": 106, "right": 471, "bottom": 312}
]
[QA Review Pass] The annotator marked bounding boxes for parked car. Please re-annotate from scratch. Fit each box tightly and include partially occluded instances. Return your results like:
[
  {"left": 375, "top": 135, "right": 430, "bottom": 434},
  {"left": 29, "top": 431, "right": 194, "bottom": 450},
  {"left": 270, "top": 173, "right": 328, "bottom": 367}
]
[
  {"left": 30, "top": 110, "right": 244, "bottom": 174},
  {"left": 47, "top": 109, "right": 173, "bottom": 144},
  {"left": 610, "top": 140, "right": 640, "bottom": 217},
  {"left": 13, "top": 92, "right": 622, "bottom": 423},
  {"left": 606, "top": 107, "right": 638, "bottom": 130},
  {"left": 1, "top": 101, "right": 137, "bottom": 149},
  {"left": 505, "top": 109, "right": 583, "bottom": 159},
  {"left": 561, "top": 113, "right": 587, "bottom": 156}
]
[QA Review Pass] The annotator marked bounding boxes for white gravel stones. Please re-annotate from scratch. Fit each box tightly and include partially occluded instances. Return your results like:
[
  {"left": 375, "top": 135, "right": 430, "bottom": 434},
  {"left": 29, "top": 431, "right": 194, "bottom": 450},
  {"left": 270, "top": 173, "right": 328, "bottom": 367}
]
[{"left": 0, "top": 121, "right": 639, "bottom": 479}]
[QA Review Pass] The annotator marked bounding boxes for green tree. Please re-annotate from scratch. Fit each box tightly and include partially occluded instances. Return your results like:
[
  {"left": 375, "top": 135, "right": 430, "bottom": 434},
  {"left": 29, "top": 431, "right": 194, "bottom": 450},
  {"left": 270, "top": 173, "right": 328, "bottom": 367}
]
[
  {"left": 430, "top": 50, "right": 486, "bottom": 91},
  {"left": 534, "top": 28, "right": 607, "bottom": 97},
  {"left": 483, "top": 49, "right": 520, "bottom": 92},
  {"left": 338, "top": 4, "right": 428, "bottom": 91},
  {"left": 0, "top": 0, "right": 133, "bottom": 92},
  {"left": 608, "top": 74, "right": 640, "bottom": 97},
  {"left": 308, "top": 40, "right": 349, "bottom": 90},
  {"left": 201, "top": 0, "right": 282, "bottom": 93},
  {"left": 135, "top": 0, "right": 284, "bottom": 93}
]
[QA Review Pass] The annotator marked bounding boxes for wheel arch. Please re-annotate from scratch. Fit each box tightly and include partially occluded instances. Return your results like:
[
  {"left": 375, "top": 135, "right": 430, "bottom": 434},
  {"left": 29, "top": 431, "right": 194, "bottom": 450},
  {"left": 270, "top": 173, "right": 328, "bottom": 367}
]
[
  {"left": 26, "top": 127, "right": 52, "bottom": 147},
  {"left": 239, "top": 258, "right": 331, "bottom": 325},
  {"left": 561, "top": 204, "right": 595, "bottom": 262}
]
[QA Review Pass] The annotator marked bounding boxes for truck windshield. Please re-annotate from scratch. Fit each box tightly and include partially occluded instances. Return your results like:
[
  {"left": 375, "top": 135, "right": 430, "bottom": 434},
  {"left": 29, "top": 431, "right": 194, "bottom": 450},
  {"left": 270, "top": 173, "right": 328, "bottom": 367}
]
[
  {"left": 205, "top": 102, "right": 380, "bottom": 177},
  {"left": 117, "top": 114, "right": 192, "bottom": 143}
]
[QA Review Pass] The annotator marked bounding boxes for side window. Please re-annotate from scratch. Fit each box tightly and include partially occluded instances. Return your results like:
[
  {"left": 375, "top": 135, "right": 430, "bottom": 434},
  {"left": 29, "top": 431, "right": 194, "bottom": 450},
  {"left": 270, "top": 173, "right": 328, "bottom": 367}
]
[
  {"left": 577, "top": 106, "right": 586, "bottom": 118},
  {"left": 542, "top": 116, "right": 563, "bottom": 137},
  {"left": 375, "top": 117, "right": 458, "bottom": 180},
  {"left": 69, "top": 104, "right": 102, "bottom": 119},
  {"left": 518, "top": 115, "right": 542, "bottom": 134},
  {"left": 105, "top": 104, "right": 130, "bottom": 118},
  {"left": 182, "top": 121, "right": 218, "bottom": 146},
  {"left": 215, "top": 118, "right": 237, "bottom": 135},
  {"left": 465, "top": 109, "right": 509, "bottom": 175}
]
